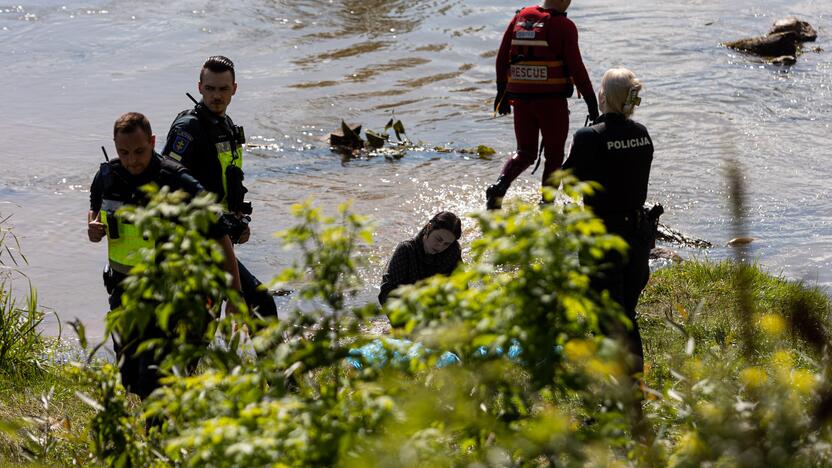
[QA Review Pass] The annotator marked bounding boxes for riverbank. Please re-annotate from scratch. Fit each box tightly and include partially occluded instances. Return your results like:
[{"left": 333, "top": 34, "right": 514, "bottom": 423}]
[{"left": 0, "top": 259, "right": 828, "bottom": 465}]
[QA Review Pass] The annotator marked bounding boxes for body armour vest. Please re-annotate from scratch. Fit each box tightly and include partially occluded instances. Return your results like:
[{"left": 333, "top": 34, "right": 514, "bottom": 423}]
[
  {"left": 168, "top": 104, "right": 246, "bottom": 212},
  {"left": 98, "top": 157, "right": 194, "bottom": 274}
]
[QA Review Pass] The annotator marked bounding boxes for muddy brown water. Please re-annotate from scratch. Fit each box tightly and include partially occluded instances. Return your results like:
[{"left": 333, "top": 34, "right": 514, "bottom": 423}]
[{"left": 1, "top": 0, "right": 831, "bottom": 339}]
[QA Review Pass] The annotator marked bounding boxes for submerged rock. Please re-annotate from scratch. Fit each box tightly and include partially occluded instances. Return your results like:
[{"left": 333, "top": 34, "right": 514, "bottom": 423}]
[
  {"left": 770, "top": 55, "right": 797, "bottom": 66},
  {"left": 769, "top": 17, "right": 817, "bottom": 42},
  {"left": 725, "top": 31, "right": 799, "bottom": 57},
  {"left": 725, "top": 17, "right": 818, "bottom": 61},
  {"left": 728, "top": 236, "right": 755, "bottom": 246}
]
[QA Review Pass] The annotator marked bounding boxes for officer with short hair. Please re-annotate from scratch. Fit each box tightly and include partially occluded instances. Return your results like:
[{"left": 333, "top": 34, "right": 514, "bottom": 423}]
[
  {"left": 88, "top": 112, "right": 241, "bottom": 399},
  {"left": 162, "top": 55, "right": 277, "bottom": 318},
  {"left": 562, "top": 67, "right": 655, "bottom": 374}
]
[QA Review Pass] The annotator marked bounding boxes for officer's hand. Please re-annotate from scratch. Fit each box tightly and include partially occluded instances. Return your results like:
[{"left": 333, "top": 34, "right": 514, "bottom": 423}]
[
  {"left": 237, "top": 225, "right": 251, "bottom": 244},
  {"left": 497, "top": 98, "right": 511, "bottom": 116},
  {"left": 587, "top": 103, "right": 600, "bottom": 122},
  {"left": 88, "top": 221, "right": 106, "bottom": 243}
]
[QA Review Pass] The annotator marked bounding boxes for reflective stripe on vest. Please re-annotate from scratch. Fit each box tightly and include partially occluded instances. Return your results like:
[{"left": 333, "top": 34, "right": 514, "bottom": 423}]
[
  {"left": 510, "top": 39, "right": 549, "bottom": 47},
  {"left": 216, "top": 141, "right": 244, "bottom": 210},
  {"left": 101, "top": 200, "right": 154, "bottom": 275}
]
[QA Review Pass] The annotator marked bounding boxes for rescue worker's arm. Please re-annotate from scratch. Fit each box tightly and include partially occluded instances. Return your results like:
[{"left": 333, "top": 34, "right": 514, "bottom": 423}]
[
  {"left": 378, "top": 243, "right": 411, "bottom": 305},
  {"left": 218, "top": 234, "right": 243, "bottom": 314},
  {"left": 494, "top": 16, "right": 517, "bottom": 115},
  {"left": 495, "top": 16, "right": 516, "bottom": 84},
  {"left": 560, "top": 20, "right": 599, "bottom": 120},
  {"left": 88, "top": 169, "right": 105, "bottom": 242}
]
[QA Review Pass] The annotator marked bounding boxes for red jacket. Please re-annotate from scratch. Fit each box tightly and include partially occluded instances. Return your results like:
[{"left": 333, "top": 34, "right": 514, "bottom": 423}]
[{"left": 496, "top": 7, "right": 594, "bottom": 98}]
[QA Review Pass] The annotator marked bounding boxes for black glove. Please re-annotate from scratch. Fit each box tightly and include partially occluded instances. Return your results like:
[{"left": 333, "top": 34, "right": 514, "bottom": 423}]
[
  {"left": 585, "top": 93, "right": 600, "bottom": 122},
  {"left": 220, "top": 213, "right": 251, "bottom": 244},
  {"left": 494, "top": 82, "right": 511, "bottom": 115}
]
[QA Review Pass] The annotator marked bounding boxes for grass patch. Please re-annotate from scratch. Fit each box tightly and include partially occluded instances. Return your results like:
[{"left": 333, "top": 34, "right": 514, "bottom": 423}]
[
  {"left": 0, "top": 360, "right": 99, "bottom": 466},
  {"left": 639, "top": 260, "right": 831, "bottom": 387},
  {"left": 1, "top": 258, "right": 829, "bottom": 465}
]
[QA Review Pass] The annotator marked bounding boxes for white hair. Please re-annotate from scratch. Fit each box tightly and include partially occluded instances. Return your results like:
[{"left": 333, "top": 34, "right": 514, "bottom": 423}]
[{"left": 599, "top": 68, "right": 642, "bottom": 118}]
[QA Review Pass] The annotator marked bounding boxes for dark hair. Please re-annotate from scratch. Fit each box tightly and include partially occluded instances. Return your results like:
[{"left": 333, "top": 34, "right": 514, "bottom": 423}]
[
  {"left": 419, "top": 211, "right": 462, "bottom": 240},
  {"left": 200, "top": 55, "right": 235, "bottom": 82},
  {"left": 113, "top": 112, "right": 152, "bottom": 139}
]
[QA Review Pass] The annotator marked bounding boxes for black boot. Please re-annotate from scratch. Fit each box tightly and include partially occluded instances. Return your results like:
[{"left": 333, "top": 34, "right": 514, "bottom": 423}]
[{"left": 485, "top": 177, "right": 510, "bottom": 210}]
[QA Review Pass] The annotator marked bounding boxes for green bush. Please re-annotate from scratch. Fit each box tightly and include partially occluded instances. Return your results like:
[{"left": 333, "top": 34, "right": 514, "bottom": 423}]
[
  {"left": 60, "top": 176, "right": 832, "bottom": 467},
  {"left": 0, "top": 214, "right": 45, "bottom": 380}
]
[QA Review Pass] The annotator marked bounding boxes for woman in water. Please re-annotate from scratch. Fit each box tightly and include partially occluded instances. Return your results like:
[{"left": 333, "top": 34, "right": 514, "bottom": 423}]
[{"left": 378, "top": 211, "right": 463, "bottom": 305}]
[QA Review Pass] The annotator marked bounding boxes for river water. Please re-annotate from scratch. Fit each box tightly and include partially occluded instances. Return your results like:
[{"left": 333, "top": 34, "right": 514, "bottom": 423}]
[{"left": 1, "top": 0, "right": 830, "bottom": 338}]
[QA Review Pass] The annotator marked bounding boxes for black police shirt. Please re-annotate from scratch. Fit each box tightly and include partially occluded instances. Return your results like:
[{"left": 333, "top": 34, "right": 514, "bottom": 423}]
[{"left": 563, "top": 113, "right": 653, "bottom": 215}]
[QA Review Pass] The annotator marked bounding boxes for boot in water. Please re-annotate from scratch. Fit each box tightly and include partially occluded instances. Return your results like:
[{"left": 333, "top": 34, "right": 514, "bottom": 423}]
[{"left": 485, "top": 178, "right": 509, "bottom": 210}]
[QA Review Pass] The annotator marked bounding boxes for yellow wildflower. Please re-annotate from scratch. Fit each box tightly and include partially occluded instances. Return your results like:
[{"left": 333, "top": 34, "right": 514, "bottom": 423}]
[{"left": 740, "top": 367, "right": 768, "bottom": 389}]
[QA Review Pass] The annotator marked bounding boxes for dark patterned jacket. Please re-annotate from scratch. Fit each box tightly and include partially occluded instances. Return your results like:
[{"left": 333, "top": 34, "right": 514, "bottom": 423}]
[{"left": 378, "top": 236, "right": 462, "bottom": 305}]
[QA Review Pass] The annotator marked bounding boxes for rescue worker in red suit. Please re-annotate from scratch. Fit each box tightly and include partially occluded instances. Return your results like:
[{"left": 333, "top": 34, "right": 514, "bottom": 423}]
[{"left": 487, "top": 0, "right": 599, "bottom": 209}]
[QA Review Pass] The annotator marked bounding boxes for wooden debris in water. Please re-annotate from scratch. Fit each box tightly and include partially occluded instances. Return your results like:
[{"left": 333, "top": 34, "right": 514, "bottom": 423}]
[{"left": 330, "top": 121, "right": 364, "bottom": 150}]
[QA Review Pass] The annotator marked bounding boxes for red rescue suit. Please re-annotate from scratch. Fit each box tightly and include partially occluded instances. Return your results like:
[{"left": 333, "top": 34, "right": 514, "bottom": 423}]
[{"left": 495, "top": 6, "right": 596, "bottom": 187}]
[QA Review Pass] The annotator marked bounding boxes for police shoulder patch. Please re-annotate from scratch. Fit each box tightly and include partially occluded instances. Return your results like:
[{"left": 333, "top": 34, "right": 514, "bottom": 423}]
[{"left": 172, "top": 135, "right": 190, "bottom": 155}]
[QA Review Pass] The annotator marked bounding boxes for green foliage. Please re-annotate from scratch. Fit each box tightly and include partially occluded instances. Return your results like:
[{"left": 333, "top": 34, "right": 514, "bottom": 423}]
[
  {"left": 106, "top": 185, "right": 249, "bottom": 372},
  {"left": 68, "top": 362, "right": 155, "bottom": 467},
  {"left": 0, "top": 280, "right": 44, "bottom": 380},
  {"left": 0, "top": 214, "right": 45, "bottom": 380},
  {"left": 14, "top": 175, "right": 832, "bottom": 467},
  {"left": 640, "top": 260, "right": 832, "bottom": 466},
  {"left": 0, "top": 219, "right": 98, "bottom": 466},
  {"left": 141, "top": 199, "right": 388, "bottom": 467}
]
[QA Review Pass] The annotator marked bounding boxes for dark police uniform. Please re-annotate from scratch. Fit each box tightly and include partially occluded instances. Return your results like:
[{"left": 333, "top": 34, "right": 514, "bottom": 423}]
[
  {"left": 163, "top": 101, "right": 277, "bottom": 318},
  {"left": 89, "top": 153, "right": 205, "bottom": 399},
  {"left": 562, "top": 113, "right": 654, "bottom": 372}
]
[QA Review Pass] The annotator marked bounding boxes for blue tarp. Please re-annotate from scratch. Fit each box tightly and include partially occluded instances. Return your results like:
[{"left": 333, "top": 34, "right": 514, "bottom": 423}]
[{"left": 346, "top": 337, "right": 524, "bottom": 370}]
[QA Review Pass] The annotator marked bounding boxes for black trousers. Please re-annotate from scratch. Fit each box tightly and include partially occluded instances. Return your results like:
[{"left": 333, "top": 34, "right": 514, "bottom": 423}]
[
  {"left": 237, "top": 260, "right": 277, "bottom": 318},
  {"left": 106, "top": 271, "right": 205, "bottom": 400},
  {"left": 590, "top": 216, "right": 652, "bottom": 375},
  {"left": 107, "top": 282, "right": 165, "bottom": 400}
]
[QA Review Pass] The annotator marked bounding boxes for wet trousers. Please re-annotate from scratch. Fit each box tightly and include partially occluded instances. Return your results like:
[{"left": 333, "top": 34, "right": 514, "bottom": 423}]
[{"left": 500, "top": 97, "right": 570, "bottom": 188}]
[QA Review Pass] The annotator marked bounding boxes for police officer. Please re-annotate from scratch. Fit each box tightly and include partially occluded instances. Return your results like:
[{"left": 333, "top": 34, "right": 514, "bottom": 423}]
[
  {"left": 562, "top": 68, "right": 654, "bottom": 375},
  {"left": 88, "top": 112, "right": 242, "bottom": 399},
  {"left": 487, "top": 0, "right": 598, "bottom": 209},
  {"left": 162, "top": 56, "right": 277, "bottom": 318}
]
